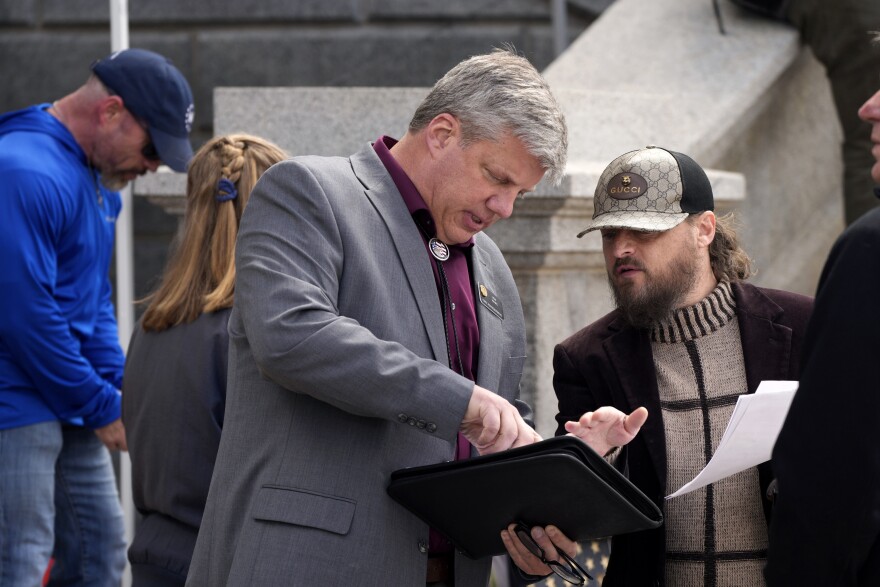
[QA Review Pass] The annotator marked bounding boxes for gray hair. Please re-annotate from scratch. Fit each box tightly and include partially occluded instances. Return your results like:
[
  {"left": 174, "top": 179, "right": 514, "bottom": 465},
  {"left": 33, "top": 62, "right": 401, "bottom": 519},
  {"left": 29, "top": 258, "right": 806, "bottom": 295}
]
[{"left": 408, "top": 47, "right": 568, "bottom": 185}]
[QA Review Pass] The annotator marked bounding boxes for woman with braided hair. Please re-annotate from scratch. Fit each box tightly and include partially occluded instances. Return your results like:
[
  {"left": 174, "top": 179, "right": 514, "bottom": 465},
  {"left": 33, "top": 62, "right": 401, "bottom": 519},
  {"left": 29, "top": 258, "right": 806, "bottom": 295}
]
[{"left": 122, "top": 134, "right": 287, "bottom": 587}]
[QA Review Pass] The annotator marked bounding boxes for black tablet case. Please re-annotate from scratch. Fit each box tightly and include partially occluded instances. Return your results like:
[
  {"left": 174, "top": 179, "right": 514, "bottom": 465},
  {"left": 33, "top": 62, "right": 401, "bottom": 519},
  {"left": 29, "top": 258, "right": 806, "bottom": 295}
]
[{"left": 387, "top": 435, "right": 663, "bottom": 559}]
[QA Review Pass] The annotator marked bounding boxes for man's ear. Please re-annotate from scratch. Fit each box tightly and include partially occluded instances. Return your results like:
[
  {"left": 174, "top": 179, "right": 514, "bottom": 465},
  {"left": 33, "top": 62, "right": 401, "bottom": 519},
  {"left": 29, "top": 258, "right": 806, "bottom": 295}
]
[
  {"left": 97, "top": 95, "right": 125, "bottom": 126},
  {"left": 695, "top": 211, "right": 717, "bottom": 247},
  {"left": 424, "top": 113, "right": 460, "bottom": 157}
]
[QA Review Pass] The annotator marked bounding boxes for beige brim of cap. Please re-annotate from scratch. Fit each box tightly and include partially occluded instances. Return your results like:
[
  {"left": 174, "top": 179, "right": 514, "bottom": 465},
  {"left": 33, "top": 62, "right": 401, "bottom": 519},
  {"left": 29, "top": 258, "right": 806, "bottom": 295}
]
[{"left": 576, "top": 210, "right": 690, "bottom": 238}]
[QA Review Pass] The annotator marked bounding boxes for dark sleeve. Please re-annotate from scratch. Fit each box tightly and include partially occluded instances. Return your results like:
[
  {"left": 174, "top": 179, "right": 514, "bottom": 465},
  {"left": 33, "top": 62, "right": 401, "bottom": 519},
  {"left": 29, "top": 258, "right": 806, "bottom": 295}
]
[
  {"left": 766, "top": 210, "right": 880, "bottom": 584},
  {"left": 552, "top": 343, "right": 601, "bottom": 437}
]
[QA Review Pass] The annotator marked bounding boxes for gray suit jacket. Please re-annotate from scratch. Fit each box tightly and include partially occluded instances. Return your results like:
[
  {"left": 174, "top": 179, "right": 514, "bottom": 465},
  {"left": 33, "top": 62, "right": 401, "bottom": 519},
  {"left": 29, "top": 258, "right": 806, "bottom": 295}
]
[{"left": 186, "top": 144, "right": 531, "bottom": 586}]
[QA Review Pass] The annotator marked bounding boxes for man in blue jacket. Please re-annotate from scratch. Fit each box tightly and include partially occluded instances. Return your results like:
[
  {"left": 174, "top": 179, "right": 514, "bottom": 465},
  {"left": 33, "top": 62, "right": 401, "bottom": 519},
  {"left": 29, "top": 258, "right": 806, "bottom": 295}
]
[{"left": 0, "top": 49, "right": 193, "bottom": 586}]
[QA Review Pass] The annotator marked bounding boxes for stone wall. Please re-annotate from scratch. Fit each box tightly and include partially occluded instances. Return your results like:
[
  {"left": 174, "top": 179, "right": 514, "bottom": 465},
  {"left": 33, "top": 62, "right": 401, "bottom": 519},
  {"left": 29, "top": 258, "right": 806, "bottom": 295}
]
[{"left": 1, "top": 0, "right": 599, "bottom": 299}]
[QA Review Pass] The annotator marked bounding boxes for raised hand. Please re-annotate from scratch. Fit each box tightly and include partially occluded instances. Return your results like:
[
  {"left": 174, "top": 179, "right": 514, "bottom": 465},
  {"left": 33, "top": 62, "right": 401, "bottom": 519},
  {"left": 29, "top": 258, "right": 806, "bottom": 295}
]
[{"left": 564, "top": 405, "right": 648, "bottom": 456}]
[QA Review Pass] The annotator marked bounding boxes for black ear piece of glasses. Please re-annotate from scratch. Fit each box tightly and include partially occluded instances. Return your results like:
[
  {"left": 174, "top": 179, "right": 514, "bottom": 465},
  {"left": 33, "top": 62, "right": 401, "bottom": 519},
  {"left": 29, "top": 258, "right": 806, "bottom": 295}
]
[{"left": 514, "top": 522, "right": 593, "bottom": 585}]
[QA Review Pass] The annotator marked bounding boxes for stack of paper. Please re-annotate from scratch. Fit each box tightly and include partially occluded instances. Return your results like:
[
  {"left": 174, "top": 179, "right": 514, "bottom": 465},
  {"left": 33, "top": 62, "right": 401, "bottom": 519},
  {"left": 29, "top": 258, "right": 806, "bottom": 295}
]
[{"left": 666, "top": 380, "right": 798, "bottom": 499}]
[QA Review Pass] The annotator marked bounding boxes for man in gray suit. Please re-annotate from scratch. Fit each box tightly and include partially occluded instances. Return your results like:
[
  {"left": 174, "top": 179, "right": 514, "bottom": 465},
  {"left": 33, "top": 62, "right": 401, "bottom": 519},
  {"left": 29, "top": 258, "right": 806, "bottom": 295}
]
[{"left": 186, "top": 49, "right": 568, "bottom": 586}]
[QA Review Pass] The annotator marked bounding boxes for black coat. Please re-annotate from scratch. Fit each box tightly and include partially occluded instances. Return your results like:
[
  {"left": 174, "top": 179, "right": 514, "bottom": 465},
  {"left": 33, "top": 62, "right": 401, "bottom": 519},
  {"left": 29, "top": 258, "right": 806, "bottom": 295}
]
[
  {"left": 123, "top": 309, "right": 231, "bottom": 585},
  {"left": 766, "top": 207, "right": 880, "bottom": 586},
  {"left": 554, "top": 282, "right": 813, "bottom": 586}
]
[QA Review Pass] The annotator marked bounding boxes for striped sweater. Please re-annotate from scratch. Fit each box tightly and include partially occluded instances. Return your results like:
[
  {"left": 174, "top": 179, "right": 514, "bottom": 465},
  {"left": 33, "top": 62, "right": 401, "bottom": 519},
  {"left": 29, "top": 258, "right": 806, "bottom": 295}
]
[{"left": 651, "top": 281, "right": 768, "bottom": 587}]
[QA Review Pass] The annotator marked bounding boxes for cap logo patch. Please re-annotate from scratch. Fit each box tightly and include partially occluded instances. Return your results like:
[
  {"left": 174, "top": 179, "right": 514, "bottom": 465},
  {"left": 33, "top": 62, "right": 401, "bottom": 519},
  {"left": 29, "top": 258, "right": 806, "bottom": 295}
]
[
  {"left": 607, "top": 171, "right": 648, "bottom": 200},
  {"left": 184, "top": 103, "right": 195, "bottom": 133}
]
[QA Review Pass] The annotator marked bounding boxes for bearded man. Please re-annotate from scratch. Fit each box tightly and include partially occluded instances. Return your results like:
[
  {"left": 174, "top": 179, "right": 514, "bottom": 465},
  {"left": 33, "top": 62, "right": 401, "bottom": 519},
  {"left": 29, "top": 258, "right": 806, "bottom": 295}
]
[
  {"left": 0, "top": 48, "right": 194, "bottom": 587},
  {"left": 516, "top": 146, "right": 813, "bottom": 586}
]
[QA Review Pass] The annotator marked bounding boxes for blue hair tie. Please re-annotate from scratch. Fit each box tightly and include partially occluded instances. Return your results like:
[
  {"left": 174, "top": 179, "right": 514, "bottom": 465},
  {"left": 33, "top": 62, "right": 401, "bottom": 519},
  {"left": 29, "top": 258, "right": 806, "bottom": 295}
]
[{"left": 215, "top": 177, "right": 238, "bottom": 202}]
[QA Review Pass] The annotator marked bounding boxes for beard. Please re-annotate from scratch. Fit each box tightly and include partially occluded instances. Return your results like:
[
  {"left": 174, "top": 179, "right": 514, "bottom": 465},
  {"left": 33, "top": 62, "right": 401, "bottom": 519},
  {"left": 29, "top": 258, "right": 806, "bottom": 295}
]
[
  {"left": 608, "top": 243, "right": 701, "bottom": 329},
  {"left": 98, "top": 173, "right": 130, "bottom": 192},
  {"left": 92, "top": 157, "right": 143, "bottom": 192}
]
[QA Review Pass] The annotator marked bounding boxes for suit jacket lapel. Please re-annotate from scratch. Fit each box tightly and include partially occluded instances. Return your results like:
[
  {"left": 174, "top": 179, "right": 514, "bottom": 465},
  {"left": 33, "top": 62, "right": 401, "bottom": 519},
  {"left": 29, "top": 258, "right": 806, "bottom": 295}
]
[
  {"left": 604, "top": 320, "right": 668, "bottom": 491},
  {"left": 733, "top": 282, "right": 793, "bottom": 393},
  {"left": 470, "top": 239, "right": 502, "bottom": 391},
  {"left": 349, "top": 145, "right": 448, "bottom": 366}
]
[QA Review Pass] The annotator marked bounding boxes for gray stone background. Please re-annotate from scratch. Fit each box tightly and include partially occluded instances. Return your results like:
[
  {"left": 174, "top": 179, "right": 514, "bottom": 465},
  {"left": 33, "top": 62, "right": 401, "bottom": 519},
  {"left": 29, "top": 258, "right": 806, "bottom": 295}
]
[{"left": 0, "top": 0, "right": 605, "bottom": 303}]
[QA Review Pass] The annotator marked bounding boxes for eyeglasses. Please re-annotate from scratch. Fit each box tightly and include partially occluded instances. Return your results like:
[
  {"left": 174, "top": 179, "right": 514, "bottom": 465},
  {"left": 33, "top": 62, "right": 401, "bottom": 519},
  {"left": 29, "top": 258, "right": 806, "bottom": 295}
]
[
  {"left": 514, "top": 523, "right": 593, "bottom": 585},
  {"left": 105, "top": 86, "right": 162, "bottom": 163},
  {"left": 141, "top": 140, "right": 160, "bottom": 162},
  {"left": 133, "top": 116, "right": 160, "bottom": 162}
]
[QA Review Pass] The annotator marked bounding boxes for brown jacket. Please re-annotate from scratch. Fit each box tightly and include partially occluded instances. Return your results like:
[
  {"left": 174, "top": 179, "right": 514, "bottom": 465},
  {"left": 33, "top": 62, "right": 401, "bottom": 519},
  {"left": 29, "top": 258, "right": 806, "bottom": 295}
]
[{"left": 553, "top": 282, "right": 813, "bottom": 587}]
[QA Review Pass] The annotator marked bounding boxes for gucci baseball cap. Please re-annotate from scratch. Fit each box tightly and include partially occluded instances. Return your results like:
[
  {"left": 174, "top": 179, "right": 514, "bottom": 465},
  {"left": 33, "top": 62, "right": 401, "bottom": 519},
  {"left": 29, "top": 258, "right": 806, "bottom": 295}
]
[
  {"left": 577, "top": 145, "right": 714, "bottom": 236},
  {"left": 91, "top": 48, "right": 195, "bottom": 172}
]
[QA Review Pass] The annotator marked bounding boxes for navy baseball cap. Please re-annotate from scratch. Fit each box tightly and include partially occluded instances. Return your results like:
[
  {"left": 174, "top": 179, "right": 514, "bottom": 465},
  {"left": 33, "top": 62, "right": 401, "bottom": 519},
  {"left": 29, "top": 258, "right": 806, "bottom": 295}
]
[{"left": 91, "top": 48, "right": 194, "bottom": 172}]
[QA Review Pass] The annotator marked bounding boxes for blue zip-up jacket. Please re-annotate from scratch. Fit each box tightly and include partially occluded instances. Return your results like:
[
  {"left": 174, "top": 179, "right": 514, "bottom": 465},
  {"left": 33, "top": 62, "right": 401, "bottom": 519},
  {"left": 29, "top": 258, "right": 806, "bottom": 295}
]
[{"left": 0, "top": 104, "right": 124, "bottom": 430}]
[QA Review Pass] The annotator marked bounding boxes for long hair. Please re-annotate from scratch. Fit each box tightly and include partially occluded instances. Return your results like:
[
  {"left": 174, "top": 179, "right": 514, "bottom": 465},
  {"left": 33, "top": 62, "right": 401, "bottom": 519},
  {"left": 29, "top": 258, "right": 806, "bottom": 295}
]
[
  {"left": 140, "top": 134, "right": 287, "bottom": 332},
  {"left": 408, "top": 47, "right": 568, "bottom": 185},
  {"left": 705, "top": 212, "right": 754, "bottom": 283}
]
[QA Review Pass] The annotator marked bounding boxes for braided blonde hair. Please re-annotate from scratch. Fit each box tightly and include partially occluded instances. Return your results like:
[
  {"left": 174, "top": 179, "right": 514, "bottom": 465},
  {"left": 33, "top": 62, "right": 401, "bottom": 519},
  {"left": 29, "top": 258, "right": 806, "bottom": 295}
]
[{"left": 141, "top": 134, "right": 287, "bottom": 331}]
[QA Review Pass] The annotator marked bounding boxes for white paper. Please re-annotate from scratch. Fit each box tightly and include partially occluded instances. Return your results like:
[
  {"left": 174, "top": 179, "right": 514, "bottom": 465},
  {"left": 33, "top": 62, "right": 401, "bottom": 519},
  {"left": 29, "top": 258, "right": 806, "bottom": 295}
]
[{"left": 665, "top": 380, "right": 798, "bottom": 499}]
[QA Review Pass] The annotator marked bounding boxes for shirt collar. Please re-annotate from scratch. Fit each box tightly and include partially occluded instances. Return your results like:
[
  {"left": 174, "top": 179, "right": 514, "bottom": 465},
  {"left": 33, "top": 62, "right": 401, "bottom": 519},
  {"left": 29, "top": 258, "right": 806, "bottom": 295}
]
[{"left": 373, "top": 135, "right": 474, "bottom": 248}]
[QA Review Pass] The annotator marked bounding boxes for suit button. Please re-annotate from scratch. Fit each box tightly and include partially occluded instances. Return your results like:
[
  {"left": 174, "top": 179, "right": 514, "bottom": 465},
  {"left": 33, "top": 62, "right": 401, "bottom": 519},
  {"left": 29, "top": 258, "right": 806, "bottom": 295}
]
[
  {"left": 417, "top": 420, "right": 426, "bottom": 429},
  {"left": 398, "top": 413, "right": 408, "bottom": 423},
  {"left": 418, "top": 539, "right": 428, "bottom": 554},
  {"left": 407, "top": 417, "right": 417, "bottom": 426},
  {"left": 426, "top": 423, "right": 437, "bottom": 433}
]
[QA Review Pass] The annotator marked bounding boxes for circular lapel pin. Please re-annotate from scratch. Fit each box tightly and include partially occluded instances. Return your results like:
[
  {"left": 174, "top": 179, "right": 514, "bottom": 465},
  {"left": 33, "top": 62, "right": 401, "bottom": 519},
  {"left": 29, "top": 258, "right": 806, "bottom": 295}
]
[{"left": 429, "top": 238, "right": 450, "bottom": 262}]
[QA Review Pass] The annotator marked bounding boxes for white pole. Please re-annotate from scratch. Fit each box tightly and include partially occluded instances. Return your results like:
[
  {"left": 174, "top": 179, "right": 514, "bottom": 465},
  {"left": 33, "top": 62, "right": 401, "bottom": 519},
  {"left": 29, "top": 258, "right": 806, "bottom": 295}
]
[
  {"left": 109, "top": 2, "right": 134, "bottom": 587},
  {"left": 552, "top": 0, "right": 569, "bottom": 57}
]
